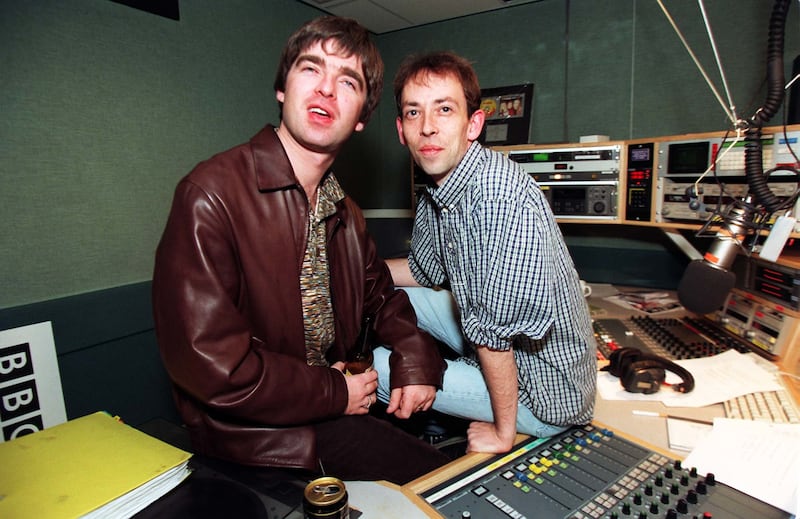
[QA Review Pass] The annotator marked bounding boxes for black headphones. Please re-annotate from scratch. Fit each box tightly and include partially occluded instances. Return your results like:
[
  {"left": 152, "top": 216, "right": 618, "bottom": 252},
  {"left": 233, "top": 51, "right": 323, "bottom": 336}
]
[{"left": 602, "top": 347, "right": 695, "bottom": 394}]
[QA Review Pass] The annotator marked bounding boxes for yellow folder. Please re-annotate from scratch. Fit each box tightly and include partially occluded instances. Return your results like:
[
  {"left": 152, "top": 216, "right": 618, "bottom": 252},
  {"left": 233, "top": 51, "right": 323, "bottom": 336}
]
[{"left": 0, "top": 411, "right": 192, "bottom": 518}]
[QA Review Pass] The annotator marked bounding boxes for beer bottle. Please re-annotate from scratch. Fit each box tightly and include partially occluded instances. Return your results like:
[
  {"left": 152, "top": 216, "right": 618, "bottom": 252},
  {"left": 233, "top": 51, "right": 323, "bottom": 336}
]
[{"left": 345, "top": 315, "right": 374, "bottom": 375}]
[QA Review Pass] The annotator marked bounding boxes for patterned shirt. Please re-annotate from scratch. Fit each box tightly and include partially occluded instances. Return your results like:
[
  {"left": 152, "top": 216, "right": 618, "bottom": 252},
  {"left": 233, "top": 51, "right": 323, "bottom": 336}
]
[
  {"left": 302, "top": 173, "right": 345, "bottom": 367},
  {"left": 408, "top": 142, "right": 596, "bottom": 425}
]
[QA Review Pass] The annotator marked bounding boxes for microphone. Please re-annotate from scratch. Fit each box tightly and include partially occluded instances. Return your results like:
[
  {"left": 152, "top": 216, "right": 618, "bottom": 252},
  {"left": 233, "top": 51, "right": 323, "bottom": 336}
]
[{"left": 677, "top": 202, "right": 753, "bottom": 314}]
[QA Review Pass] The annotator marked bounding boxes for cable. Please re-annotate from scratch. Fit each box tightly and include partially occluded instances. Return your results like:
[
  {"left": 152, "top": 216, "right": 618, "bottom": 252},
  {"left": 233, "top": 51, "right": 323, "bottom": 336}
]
[
  {"left": 655, "top": 0, "right": 737, "bottom": 126},
  {"left": 698, "top": 0, "right": 739, "bottom": 124}
]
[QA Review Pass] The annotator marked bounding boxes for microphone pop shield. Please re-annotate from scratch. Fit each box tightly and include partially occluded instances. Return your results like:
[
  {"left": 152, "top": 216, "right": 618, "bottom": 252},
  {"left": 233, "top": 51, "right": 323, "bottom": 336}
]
[{"left": 677, "top": 259, "right": 736, "bottom": 314}]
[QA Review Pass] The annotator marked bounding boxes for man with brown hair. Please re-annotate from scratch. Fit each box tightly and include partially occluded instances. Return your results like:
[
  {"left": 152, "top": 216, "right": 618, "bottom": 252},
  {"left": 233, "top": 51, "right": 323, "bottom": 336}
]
[
  {"left": 379, "top": 51, "right": 596, "bottom": 454},
  {"left": 152, "top": 17, "right": 448, "bottom": 484}
]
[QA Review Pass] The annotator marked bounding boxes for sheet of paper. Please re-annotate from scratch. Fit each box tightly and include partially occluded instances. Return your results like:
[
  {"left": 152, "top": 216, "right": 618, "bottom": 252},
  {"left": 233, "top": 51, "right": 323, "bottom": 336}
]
[
  {"left": 683, "top": 418, "right": 800, "bottom": 515},
  {"left": 666, "top": 417, "right": 712, "bottom": 453},
  {"left": 346, "top": 481, "right": 431, "bottom": 518},
  {"left": 597, "top": 350, "right": 783, "bottom": 407}
]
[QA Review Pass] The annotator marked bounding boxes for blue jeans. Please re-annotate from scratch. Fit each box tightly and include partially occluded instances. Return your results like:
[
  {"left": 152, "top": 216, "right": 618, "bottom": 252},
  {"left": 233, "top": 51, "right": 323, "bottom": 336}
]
[{"left": 374, "top": 287, "right": 568, "bottom": 438}]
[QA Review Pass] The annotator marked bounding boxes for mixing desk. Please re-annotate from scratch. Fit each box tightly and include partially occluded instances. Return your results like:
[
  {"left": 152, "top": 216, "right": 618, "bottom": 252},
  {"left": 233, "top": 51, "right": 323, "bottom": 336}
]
[
  {"left": 416, "top": 423, "right": 790, "bottom": 519},
  {"left": 593, "top": 316, "right": 751, "bottom": 362}
]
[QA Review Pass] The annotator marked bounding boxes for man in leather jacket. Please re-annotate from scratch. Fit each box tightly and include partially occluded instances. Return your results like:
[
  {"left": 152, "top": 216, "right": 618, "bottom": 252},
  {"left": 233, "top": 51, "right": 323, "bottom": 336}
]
[{"left": 152, "top": 16, "right": 448, "bottom": 485}]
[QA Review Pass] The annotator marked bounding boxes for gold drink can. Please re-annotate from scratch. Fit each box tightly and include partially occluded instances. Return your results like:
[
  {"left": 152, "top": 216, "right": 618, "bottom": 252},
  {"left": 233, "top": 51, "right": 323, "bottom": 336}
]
[{"left": 303, "top": 476, "right": 349, "bottom": 518}]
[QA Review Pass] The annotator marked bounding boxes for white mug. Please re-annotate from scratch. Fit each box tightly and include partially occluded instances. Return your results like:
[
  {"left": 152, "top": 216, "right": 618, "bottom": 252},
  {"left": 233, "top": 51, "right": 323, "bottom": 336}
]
[{"left": 579, "top": 280, "right": 592, "bottom": 298}]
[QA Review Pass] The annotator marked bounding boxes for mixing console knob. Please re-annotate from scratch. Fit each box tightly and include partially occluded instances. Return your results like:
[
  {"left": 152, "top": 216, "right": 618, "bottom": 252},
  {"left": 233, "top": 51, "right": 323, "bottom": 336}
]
[
  {"left": 696, "top": 480, "right": 707, "bottom": 494},
  {"left": 461, "top": 512, "right": 471, "bottom": 519},
  {"left": 649, "top": 502, "right": 659, "bottom": 514},
  {"left": 644, "top": 484, "right": 653, "bottom": 496},
  {"left": 637, "top": 512, "right": 647, "bottom": 519},
  {"left": 665, "top": 468, "right": 673, "bottom": 479},
  {"left": 670, "top": 483, "right": 680, "bottom": 495},
  {"left": 660, "top": 492, "right": 670, "bottom": 505},
  {"left": 705, "top": 473, "right": 716, "bottom": 485},
  {"left": 654, "top": 475, "right": 663, "bottom": 487},
  {"left": 676, "top": 498, "right": 689, "bottom": 514},
  {"left": 621, "top": 502, "right": 631, "bottom": 515},
  {"left": 674, "top": 460, "right": 682, "bottom": 470},
  {"left": 665, "top": 509, "right": 678, "bottom": 519},
  {"left": 680, "top": 475, "right": 689, "bottom": 486},
  {"left": 687, "top": 489, "right": 698, "bottom": 504},
  {"left": 689, "top": 467, "right": 698, "bottom": 478},
  {"left": 633, "top": 493, "right": 642, "bottom": 505}
]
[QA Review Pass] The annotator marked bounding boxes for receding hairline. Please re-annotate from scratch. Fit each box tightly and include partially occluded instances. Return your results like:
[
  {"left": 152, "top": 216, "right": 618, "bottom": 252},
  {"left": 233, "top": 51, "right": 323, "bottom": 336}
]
[{"left": 397, "top": 70, "right": 463, "bottom": 105}]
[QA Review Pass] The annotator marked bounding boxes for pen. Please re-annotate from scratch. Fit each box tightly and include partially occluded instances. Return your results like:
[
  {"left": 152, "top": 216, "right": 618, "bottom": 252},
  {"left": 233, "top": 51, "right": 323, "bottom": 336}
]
[{"left": 632, "top": 409, "right": 713, "bottom": 426}]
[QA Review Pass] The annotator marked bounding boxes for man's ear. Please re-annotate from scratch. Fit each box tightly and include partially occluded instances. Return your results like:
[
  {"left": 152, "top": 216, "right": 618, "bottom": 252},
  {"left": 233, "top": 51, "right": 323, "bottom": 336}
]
[
  {"left": 354, "top": 121, "right": 365, "bottom": 133},
  {"left": 276, "top": 90, "right": 285, "bottom": 103},
  {"left": 395, "top": 117, "right": 407, "bottom": 146},
  {"left": 466, "top": 108, "right": 486, "bottom": 141}
]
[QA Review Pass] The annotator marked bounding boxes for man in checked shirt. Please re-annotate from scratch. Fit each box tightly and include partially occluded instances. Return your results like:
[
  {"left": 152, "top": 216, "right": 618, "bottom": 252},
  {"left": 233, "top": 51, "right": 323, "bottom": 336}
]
[{"left": 375, "top": 51, "right": 597, "bottom": 454}]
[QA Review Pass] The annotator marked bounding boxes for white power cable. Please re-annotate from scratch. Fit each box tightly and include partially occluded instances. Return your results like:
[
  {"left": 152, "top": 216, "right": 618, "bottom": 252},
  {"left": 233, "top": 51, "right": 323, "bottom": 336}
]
[
  {"left": 655, "top": 0, "right": 737, "bottom": 126},
  {"left": 698, "top": 0, "right": 739, "bottom": 124},
  {"left": 693, "top": 130, "right": 744, "bottom": 197}
]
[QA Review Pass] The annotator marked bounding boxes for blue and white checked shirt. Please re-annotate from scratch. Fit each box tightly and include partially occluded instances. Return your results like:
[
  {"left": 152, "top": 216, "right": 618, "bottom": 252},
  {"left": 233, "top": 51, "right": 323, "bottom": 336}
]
[{"left": 408, "top": 142, "right": 596, "bottom": 426}]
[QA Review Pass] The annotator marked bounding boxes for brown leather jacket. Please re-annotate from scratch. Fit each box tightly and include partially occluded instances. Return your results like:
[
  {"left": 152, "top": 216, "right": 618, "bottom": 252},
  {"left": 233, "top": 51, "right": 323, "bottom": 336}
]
[{"left": 152, "top": 125, "right": 445, "bottom": 470}]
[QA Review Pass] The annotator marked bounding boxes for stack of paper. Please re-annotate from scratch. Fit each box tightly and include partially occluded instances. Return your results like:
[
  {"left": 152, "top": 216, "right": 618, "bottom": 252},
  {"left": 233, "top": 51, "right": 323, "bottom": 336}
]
[
  {"left": 0, "top": 411, "right": 192, "bottom": 518},
  {"left": 683, "top": 418, "right": 799, "bottom": 516}
]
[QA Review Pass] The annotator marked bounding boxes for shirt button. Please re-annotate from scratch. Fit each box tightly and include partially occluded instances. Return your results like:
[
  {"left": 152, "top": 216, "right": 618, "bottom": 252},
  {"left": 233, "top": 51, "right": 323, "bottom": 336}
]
[{"left": 447, "top": 242, "right": 454, "bottom": 249}]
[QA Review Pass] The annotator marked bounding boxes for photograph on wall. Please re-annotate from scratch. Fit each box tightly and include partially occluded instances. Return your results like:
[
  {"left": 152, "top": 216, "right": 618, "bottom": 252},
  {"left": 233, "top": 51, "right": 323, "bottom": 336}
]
[
  {"left": 481, "top": 94, "right": 527, "bottom": 120},
  {"left": 0, "top": 322, "right": 66, "bottom": 442},
  {"left": 478, "top": 83, "right": 534, "bottom": 146}
]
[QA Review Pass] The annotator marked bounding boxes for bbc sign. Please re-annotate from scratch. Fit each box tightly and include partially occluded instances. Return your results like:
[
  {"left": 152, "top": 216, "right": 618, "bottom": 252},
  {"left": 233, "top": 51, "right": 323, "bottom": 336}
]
[{"left": 0, "top": 323, "right": 66, "bottom": 442}]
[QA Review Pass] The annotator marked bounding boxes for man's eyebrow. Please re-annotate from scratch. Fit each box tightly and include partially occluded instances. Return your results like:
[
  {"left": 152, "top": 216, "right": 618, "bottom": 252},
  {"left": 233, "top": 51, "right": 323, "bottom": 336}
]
[
  {"left": 339, "top": 65, "right": 365, "bottom": 90},
  {"left": 433, "top": 96, "right": 458, "bottom": 105},
  {"left": 295, "top": 53, "right": 323, "bottom": 67},
  {"left": 401, "top": 97, "right": 456, "bottom": 108}
]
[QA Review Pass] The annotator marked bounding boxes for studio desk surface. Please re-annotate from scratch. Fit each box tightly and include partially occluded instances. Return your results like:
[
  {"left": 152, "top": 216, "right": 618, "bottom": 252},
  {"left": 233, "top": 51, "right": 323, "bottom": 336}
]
[{"left": 134, "top": 285, "right": 797, "bottom": 518}]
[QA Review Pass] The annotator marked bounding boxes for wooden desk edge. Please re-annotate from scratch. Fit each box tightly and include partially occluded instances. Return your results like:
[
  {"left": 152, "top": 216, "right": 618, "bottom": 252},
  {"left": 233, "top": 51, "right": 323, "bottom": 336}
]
[
  {"left": 403, "top": 433, "right": 526, "bottom": 496},
  {"left": 778, "top": 370, "right": 800, "bottom": 408}
]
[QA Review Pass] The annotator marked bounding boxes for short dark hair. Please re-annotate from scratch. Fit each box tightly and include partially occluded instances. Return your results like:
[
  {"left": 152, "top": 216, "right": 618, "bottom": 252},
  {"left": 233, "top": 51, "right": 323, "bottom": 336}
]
[
  {"left": 274, "top": 16, "right": 384, "bottom": 124},
  {"left": 393, "top": 51, "right": 481, "bottom": 117}
]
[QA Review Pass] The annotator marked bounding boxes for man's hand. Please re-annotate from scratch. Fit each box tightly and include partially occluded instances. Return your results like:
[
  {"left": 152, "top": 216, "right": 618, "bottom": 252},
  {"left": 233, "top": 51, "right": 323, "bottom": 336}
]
[
  {"left": 386, "top": 384, "right": 436, "bottom": 419},
  {"left": 466, "top": 420, "right": 516, "bottom": 453},
  {"left": 331, "top": 361, "right": 378, "bottom": 415}
]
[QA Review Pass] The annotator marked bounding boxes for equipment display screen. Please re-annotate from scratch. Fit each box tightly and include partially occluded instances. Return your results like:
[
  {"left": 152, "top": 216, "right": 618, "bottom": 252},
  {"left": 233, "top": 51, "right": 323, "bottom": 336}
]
[
  {"left": 630, "top": 147, "right": 650, "bottom": 162},
  {"left": 667, "top": 141, "right": 710, "bottom": 174}
]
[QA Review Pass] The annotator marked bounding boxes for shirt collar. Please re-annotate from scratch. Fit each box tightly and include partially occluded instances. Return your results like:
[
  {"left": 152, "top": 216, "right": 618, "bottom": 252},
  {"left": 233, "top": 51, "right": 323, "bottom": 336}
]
[
  {"left": 250, "top": 124, "right": 345, "bottom": 215},
  {"left": 316, "top": 173, "right": 345, "bottom": 220},
  {"left": 427, "top": 141, "right": 484, "bottom": 210}
]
